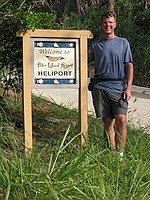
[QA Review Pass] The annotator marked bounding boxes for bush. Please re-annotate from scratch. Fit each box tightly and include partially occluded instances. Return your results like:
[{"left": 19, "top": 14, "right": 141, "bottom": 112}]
[
  {"left": 0, "top": 10, "right": 60, "bottom": 92},
  {"left": 0, "top": 0, "right": 150, "bottom": 90}
]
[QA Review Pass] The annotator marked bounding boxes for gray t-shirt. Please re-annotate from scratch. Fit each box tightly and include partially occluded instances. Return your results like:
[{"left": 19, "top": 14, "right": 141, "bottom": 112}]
[{"left": 88, "top": 36, "right": 133, "bottom": 93}]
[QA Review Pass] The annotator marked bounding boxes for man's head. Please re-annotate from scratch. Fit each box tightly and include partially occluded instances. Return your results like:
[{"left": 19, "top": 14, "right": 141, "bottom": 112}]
[
  {"left": 101, "top": 11, "right": 116, "bottom": 22},
  {"left": 101, "top": 11, "right": 116, "bottom": 39}
]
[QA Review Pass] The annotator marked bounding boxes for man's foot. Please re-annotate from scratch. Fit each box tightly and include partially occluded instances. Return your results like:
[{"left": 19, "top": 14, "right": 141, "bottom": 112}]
[{"left": 119, "top": 152, "right": 123, "bottom": 161}]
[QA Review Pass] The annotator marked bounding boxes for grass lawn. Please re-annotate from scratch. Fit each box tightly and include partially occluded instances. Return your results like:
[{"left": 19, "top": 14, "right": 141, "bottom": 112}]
[{"left": 0, "top": 92, "right": 150, "bottom": 200}]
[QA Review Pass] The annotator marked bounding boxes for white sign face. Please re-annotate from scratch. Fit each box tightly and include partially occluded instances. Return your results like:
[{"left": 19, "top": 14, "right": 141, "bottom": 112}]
[{"left": 31, "top": 39, "right": 79, "bottom": 86}]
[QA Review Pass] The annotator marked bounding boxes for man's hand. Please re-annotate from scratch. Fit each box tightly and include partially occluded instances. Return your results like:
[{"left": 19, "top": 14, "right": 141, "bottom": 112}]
[{"left": 124, "top": 87, "right": 131, "bottom": 101}]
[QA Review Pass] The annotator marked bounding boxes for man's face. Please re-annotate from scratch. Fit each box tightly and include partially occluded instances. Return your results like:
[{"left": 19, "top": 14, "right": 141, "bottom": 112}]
[{"left": 101, "top": 16, "right": 116, "bottom": 35}]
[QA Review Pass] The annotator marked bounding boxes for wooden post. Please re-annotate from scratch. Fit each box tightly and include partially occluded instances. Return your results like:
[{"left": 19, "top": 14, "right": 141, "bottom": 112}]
[
  {"left": 22, "top": 33, "right": 32, "bottom": 153},
  {"left": 79, "top": 34, "right": 88, "bottom": 146}
]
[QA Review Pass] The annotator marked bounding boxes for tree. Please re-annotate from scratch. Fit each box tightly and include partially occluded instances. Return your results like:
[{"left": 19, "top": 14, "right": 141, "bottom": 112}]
[
  {"left": 76, "top": 0, "right": 104, "bottom": 13},
  {"left": 145, "top": 0, "right": 150, "bottom": 9},
  {"left": 108, "top": 0, "right": 114, "bottom": 11},
  {"left": 72, "top": 0, "right": 116, "bottom": 13}
]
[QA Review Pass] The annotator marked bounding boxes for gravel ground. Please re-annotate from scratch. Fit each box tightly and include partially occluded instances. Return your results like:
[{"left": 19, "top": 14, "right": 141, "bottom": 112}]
[{"left": 32, "top": 85, "right": 150, "bottom": 133}]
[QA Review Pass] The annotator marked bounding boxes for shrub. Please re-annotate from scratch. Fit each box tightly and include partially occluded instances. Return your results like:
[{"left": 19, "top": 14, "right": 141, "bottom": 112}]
[{"left": 0, "top": 11, "right": 60, "bottom": 92}]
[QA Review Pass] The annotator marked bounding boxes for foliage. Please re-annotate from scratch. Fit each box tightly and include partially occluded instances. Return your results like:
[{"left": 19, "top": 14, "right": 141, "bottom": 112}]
[
  {"left": 62, "top": 0, "right": 150, "bottom": 87},
  {"left": 19, "top": 11, "right": 60, "bottom": 30},
  {"left": 0, "top": 92, "right": 150, "bottom": 199},
  {"left": 0, "top": 1, "right": 60, "bottom": 93},
  {"left": 0, "top": 0, "right": 150, "bottom": 90},
  {"left": 62, "top": 3, "right": 107, "bottom": 37},
  {"left": 114, "top": 0, "right": 150, "bottom": 87}
]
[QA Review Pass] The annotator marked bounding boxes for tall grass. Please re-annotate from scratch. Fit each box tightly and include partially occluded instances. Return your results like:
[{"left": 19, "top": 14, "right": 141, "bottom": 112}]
[{"left": 0, "top": 93, "right": 150, "bottom": 199}]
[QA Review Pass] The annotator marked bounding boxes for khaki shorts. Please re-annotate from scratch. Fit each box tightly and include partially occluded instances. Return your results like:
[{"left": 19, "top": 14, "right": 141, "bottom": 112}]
[{"left": 92, "top": 88, "right": 128, "bottom": 118}]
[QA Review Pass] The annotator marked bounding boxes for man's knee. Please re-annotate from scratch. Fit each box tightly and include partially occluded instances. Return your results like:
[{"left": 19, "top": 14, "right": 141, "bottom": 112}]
[
  {"left": 103, "top": 117, "right": 114, "bottom": 128},
  {"left": 115, "top": 115, "right": 126, "bottom": 127}
]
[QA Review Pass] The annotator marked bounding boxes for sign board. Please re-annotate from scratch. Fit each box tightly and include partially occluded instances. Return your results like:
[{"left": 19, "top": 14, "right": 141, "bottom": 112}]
[
  {"left": 16, "top": 29, "right": 93, "bottom": 152},
  {"left": 31, "top": 38, "right": 79, "bottom": 88}
]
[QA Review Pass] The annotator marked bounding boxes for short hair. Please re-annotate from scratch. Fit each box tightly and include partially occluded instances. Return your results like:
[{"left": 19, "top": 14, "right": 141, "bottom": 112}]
[{"left": 101, "top": 10, "right": 116, "bottom": 22}]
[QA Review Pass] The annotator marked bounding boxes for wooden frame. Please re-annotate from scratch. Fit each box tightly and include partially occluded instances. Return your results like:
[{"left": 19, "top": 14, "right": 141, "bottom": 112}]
[{"left": 16, "top": 29, "right": 93, "bottom": 151}]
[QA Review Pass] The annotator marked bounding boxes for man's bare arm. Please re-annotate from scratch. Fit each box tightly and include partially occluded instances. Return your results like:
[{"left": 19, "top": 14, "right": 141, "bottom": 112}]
[{"left": 124, "top": 62, "right": 134, "bottom": 101}]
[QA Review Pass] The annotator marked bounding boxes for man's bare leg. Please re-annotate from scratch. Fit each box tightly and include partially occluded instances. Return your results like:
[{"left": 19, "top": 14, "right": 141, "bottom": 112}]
[
  {"left": 115, "top": 114, "right": 127, "bottom": 153},
  {"left": 103, "top": 117, "right": 116, "bottom": 150}
]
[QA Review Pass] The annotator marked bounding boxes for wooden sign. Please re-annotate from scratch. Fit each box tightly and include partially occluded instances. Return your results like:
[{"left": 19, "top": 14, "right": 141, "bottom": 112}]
[
  {"left": 16, "top": 29, "right": 93, "bottom": 152},
  {"left": 31, "top": 38, "right": 79, "bottom": 88}
]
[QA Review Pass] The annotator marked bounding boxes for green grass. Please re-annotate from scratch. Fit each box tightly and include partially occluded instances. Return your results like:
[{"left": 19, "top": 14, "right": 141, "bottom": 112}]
[{"left": 0, "top": 92, "right": 150, "bottom": 200}]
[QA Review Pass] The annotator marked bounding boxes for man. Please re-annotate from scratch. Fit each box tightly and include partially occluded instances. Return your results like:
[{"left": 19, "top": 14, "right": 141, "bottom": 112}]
[{"left": 88, "top": 11, "right": 134, "bottom": 158}]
